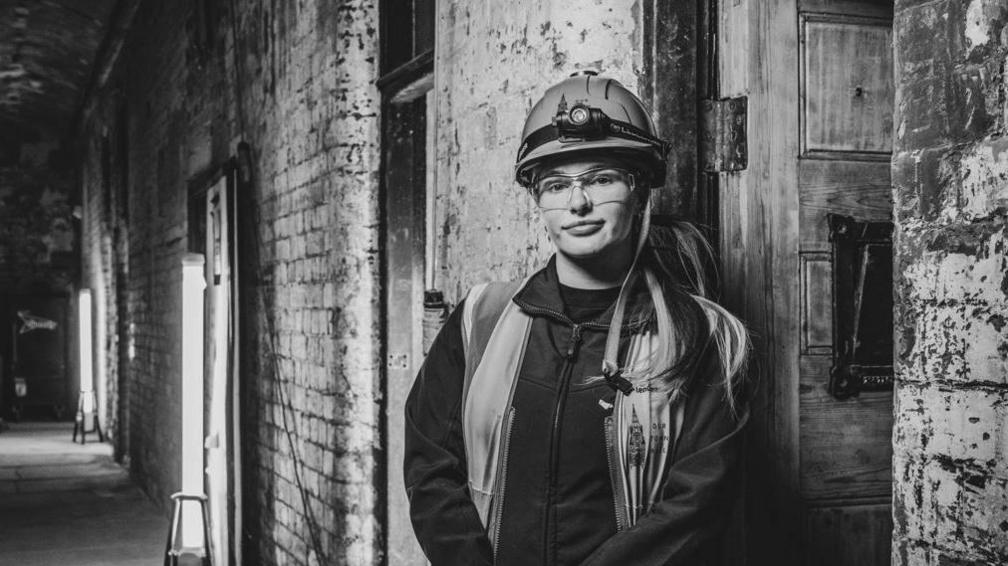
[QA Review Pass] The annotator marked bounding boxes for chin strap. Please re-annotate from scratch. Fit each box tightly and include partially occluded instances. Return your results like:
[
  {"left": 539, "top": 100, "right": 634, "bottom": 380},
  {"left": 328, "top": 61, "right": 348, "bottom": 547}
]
[{"left": 601, "top": 198, "right": 652, "bottom": 395}]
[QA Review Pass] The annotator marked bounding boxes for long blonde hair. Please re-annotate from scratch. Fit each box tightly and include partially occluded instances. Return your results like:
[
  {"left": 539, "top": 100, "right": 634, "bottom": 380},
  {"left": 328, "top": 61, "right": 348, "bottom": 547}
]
[{"left": 621, "top": 219, "right": 750, "bottom": 416}]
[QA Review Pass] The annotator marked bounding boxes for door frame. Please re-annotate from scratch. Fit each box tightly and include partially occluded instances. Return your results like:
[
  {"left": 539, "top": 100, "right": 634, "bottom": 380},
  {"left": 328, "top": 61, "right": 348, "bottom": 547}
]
[
  {"left": 187, "top": 158, "right": 242, "bottom": 566},
  {"left": 377, "top": 60, "right": 434, "bottom": 565},
  {"left": 714, "top": 0, "right": 803, "bottom": 563}
]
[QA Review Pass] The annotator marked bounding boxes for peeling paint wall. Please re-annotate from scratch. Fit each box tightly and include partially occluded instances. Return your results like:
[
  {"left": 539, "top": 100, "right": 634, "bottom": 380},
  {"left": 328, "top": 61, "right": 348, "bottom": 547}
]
[
  {"left": 892, "top": 0, "right": 1008, "bottom": 563},
  {"left": 433, "top": 1, "right": 648, "bottom": 301}
]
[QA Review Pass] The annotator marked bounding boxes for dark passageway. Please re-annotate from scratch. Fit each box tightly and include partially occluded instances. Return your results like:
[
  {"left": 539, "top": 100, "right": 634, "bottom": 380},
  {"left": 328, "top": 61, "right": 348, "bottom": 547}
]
[{"left": 0, "top": 422, "right": 166, "bottom": 565}]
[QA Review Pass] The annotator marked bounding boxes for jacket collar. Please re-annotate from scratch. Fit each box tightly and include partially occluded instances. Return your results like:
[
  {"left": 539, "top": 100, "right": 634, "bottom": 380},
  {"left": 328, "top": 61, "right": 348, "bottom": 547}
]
[{"left": 512, "top": 255, "right": 653, "bottom": 332}]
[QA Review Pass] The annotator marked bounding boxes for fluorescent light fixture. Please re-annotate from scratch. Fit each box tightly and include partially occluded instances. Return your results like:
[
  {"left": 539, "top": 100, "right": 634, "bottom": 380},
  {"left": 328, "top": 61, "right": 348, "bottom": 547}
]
[
  {"left": 181, "top": 253, "right": 206, "bottom": 549},
  {"left": 78, "top": 289, "right": 94, "bottom": 413}
]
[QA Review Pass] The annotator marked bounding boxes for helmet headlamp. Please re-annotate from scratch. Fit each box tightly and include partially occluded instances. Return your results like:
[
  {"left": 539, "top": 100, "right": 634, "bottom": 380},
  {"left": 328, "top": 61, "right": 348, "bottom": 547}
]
[
  {"left": 518, "top": 102, "right": 671, "bottom": 172},
  {"left": 552, "top": 103, "right": 610, "bottom": 141}
]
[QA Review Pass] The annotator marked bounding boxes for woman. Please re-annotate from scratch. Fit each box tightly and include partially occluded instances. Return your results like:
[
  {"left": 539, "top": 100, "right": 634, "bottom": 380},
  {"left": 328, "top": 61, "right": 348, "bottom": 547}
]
[{"left": 404, "top": 71, "right": 750, "bottom": 566}]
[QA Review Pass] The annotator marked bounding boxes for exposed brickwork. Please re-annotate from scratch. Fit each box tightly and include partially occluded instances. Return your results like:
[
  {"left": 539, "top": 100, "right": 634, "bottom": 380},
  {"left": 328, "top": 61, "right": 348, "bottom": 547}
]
[
  {"left": 78, "top": 1, "right": 380, "bottom": 564},
  {"left": 892, "top": 0, "right": 1008, "bottom": 563}
]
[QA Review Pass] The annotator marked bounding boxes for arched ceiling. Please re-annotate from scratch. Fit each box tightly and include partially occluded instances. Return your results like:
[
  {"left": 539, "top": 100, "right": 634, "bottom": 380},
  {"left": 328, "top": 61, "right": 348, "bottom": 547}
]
[{"left": 0, "top": 0, "right": 116, "bottom": 141}]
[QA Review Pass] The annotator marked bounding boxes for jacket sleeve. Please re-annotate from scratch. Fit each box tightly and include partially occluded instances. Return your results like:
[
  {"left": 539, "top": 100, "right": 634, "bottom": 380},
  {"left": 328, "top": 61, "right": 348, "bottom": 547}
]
[
  {"left": 581, "top": 372, "right": 750, "bottom": 566},
  {"left": 403, "top": 299, "right": 494, "bottom": 566}
]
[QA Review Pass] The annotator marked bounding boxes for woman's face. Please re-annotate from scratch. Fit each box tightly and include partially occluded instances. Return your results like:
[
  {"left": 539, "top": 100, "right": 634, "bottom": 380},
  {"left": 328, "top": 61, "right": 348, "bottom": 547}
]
[{"left": 534, "top": 157, "right": 642, "bottom": 262}]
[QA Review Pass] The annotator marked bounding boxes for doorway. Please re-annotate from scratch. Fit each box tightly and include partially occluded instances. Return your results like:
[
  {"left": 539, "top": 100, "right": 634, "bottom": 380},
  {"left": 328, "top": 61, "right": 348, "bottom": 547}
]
[
  {"left": 379, "top": 1, "right": 436, "bottom": 563},
  {"left": 2, "top": 294, "right": 72, "bottom": 421},
  {"left": 188, "top": 161, "right": 242, "bottom": 566}
]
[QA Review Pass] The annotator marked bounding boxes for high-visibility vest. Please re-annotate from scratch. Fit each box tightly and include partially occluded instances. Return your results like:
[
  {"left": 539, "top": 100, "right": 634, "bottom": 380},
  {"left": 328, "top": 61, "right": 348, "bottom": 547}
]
[{"left": 458, "top": 279, "right": 685, "bottom": 549}]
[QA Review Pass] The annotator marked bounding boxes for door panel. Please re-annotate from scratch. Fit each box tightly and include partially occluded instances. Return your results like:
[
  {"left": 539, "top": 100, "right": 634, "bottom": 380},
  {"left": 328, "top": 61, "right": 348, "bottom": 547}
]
[
  {"left": 800, "top": 357, "right": 894, "bottom": 499},
  {"left": 798, "top": 161, "right": 891, "bottom": 247},
  {"left": 803, "top": 503, "right": 893, "bottom": 566},
  {"left": 800, "top": 13, "right": 894, "bottom": 157},
  {"left": 800, "top": 253, "right": 833, "bottom": 356}
]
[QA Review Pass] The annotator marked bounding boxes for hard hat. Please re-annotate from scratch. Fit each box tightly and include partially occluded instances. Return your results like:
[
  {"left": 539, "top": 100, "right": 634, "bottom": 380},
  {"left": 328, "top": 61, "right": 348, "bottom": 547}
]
[{"left": 515, "top": 71, "right": 670, "bottom": 188}]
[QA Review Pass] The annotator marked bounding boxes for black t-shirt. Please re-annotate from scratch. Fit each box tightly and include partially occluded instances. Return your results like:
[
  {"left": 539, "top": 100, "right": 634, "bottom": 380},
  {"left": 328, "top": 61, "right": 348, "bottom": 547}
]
[{"left": 559, "top": 283, "right": 620, "bottom": 323}]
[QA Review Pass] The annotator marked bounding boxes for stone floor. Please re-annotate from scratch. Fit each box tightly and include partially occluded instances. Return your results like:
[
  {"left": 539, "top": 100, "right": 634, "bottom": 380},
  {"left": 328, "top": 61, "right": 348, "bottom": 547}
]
[{"left": 0, "top": 421, "right": 168, "bottom": 565}]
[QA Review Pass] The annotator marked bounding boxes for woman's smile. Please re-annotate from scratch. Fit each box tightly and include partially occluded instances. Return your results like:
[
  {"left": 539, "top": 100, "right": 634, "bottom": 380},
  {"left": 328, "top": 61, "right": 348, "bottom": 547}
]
[{"left": 562, "top": 219, "right": 605, "bottom": 235}]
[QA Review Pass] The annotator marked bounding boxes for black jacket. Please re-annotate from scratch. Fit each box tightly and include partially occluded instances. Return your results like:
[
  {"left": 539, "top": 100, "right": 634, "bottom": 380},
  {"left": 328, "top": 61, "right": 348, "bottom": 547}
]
[{"left": 404, "top": 257, "right": 748, "bottom": 565}]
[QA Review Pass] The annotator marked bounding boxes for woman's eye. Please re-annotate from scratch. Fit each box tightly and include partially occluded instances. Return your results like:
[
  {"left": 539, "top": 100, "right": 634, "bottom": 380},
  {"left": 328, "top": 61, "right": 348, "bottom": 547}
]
[
  {"left": 542, "top": 181, "right": 568, "bottom": 193},
  {"left": 591, "top": 174, "right": 613, "bottom": 185}
]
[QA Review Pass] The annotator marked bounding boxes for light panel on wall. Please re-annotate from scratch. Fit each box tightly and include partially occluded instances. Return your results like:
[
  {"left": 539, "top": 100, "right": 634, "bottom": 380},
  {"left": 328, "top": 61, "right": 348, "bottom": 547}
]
[
  {"left": 78, "top": 289, "right": 93, "bottom": 410},
  {"left": 73, "top": 288, "right": 104, "bottom": 443},
  {"left": 180, "top": 253, "right": 207, "bottom": 549}
]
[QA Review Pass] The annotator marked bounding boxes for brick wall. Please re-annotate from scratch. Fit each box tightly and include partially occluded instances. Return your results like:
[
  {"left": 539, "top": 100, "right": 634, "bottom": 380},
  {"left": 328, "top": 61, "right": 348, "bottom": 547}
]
[
  {"left": 892, "top": 1, "right": 1008, "bottom": 563},
  {"left": 77, "top": 1, "right": 381, "bottom": 564},
  {"left": 78, "top": 121, "right": 123, "bottom": 452}
]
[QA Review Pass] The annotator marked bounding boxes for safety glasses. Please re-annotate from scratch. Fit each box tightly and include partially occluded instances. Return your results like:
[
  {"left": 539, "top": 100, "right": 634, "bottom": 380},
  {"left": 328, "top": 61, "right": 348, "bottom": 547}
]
[{"left": 533, "top": 168, "right": 635, "bottom": 211}]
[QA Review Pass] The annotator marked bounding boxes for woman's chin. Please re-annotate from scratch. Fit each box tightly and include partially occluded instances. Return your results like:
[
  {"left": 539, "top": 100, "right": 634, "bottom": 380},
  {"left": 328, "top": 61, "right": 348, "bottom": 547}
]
[{"left": 556, "top": 240, "right": 611, "bottom": 261}]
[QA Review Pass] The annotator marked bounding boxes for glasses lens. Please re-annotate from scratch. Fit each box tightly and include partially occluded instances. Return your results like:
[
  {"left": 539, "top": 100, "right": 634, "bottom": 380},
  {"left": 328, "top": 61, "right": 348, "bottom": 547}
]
[
  {"left": 535, "top": 178, "right": 571, "bottom": 208},
  {"left": 535, "top": 168, "right": 632, "bottom": 209}
]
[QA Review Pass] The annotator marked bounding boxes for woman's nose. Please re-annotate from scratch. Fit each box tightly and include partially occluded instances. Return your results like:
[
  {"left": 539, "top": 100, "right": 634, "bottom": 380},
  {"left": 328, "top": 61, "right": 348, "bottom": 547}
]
[{"left": 567, "top": 186, "right": 593, "bottom": 214}]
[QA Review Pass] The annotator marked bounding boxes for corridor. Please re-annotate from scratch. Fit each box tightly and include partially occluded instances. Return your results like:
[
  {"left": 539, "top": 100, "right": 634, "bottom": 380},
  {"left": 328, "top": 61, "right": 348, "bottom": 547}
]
[
  {"left": 1, "top": 0, "right": 1007, "bottom": 564},
  {"left": 0, "top": 422, "right": 167, "bottom": 565}
]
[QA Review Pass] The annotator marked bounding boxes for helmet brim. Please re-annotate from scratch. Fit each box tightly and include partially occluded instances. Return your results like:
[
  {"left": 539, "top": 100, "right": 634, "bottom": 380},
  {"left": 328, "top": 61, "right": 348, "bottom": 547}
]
[{"left": 515, "top": 139, "right": 665, "bottom": 188}]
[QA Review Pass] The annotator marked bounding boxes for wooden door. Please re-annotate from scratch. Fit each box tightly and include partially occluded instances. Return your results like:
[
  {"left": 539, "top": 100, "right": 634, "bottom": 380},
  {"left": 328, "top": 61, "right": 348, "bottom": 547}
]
[
  {"left": 205, "top": 172, "right": 235, "bottom": 566},
  {"left": 717, "top": 1, "right": 895, "bottom": 564},
  {"left": 191, "top": 164, "right": 241, "bottom": 566}
]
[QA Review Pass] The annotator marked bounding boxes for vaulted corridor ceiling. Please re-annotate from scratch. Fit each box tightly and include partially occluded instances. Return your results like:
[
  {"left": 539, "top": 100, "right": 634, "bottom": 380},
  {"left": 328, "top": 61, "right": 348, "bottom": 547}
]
[{"left": 0, "top": 0, "right": 116, "bottom": 141}]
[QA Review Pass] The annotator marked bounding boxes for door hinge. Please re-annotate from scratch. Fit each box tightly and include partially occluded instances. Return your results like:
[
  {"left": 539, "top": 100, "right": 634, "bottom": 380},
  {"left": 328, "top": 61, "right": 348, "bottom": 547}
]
[{"left": 700, "top": 96, "right": 748, "bottom": 173}]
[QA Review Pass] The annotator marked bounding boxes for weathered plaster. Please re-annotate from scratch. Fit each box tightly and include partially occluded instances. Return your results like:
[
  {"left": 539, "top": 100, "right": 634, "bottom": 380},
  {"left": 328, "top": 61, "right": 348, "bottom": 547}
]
[
  {"left": 958, "top": 138, "right": 1008, "bottom": 219},
  {"left": 965, "top": 0, "right": 992, "bottom": 51},
  {"left": 893, "top": 1, "right": 1008, "bottom": 563},
  {"left": 434, "top": 0, "right": 646, "bottom": 300}
]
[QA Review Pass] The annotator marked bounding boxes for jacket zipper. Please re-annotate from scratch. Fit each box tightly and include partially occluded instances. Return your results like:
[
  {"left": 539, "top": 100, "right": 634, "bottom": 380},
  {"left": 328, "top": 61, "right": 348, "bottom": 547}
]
[
  {"left": 491, "top": 407, "right": 516, "bottom": 562},
  {"left": 604, "top": 408, "right": 631, "bottom": 531},
  {"left": 509, "top": 299, "right": 639, "bottom": 563},
  {"left": 542, "top": 322, "right": 584, "bottom": 566}
]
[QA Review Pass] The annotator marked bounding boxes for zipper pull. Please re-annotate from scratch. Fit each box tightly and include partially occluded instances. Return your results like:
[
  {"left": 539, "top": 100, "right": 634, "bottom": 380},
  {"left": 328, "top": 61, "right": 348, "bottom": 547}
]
[{"left": 566, "top": 324, "right": 583, "bottom": 359}]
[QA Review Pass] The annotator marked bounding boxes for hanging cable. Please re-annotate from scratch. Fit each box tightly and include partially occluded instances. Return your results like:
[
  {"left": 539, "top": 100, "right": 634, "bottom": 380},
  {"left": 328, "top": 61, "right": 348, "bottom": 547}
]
[{"left": 227, "top": 1, "right": 328, "bottom": 563}]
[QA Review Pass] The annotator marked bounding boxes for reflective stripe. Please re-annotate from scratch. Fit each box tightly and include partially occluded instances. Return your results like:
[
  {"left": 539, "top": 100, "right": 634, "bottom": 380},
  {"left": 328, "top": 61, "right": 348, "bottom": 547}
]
[{"left": 463, "top": 297, "right": 531, "bottom": 528}]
